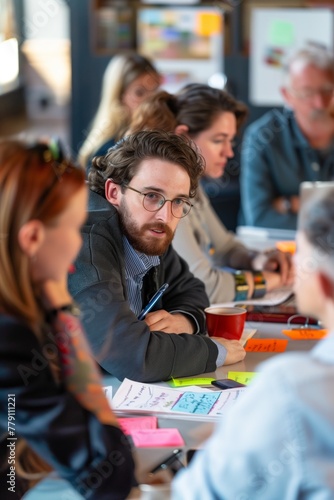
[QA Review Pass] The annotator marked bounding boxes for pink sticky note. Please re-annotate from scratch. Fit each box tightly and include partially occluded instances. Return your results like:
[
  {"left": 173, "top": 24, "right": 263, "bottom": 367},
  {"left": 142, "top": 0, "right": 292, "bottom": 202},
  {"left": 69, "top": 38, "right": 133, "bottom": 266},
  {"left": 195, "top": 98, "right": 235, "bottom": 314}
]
[
  {"left": 130, "top": 428, "right": 184, "bottom": 448},
  {"left": 118, "top": 417, "right": 157, "bottom": 435}
]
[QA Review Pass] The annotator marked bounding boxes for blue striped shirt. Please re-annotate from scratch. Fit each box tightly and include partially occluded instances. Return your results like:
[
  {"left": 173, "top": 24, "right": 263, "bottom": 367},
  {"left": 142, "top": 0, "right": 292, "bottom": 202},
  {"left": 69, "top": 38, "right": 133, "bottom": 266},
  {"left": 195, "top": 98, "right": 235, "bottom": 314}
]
[{"left": 123, "top": 236, "right": 160, "bottom": 316}]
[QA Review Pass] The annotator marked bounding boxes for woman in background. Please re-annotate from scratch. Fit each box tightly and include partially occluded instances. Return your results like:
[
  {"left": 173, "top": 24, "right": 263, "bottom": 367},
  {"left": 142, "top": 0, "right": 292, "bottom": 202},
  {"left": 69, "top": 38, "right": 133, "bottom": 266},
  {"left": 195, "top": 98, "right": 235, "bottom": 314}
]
[
  {"left": 129, "top": 84, "right": 292, "bottom": 303},
  {"left": 0, "top": 140, "right": 135, "bottom": 499},
  {"left": 78, "top": 53, "right": 160, "bottom": 170}
]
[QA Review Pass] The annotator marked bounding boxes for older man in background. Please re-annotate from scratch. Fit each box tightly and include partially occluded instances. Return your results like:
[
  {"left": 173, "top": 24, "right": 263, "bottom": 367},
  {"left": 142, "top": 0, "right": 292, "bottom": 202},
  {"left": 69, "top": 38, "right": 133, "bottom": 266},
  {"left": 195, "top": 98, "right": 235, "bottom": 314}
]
[{"left": 241, "top": 45, "right": 334, "bottom": 229}]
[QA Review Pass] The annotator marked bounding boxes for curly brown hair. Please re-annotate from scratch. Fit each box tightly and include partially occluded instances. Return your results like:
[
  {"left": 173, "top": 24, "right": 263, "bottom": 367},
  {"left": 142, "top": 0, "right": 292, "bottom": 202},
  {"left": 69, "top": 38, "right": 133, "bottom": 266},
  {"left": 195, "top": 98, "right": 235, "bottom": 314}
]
[{"left": 89, "top": 129, "right": 205, "bottom": 198}]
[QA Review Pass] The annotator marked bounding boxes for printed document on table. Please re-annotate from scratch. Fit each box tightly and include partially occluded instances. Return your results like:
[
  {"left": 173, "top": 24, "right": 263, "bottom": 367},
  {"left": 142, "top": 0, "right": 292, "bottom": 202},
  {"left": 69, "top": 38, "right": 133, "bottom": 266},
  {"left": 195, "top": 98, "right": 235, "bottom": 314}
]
[
  {"left": 213, "top": 286, "right": 293, "bottom": 307},
  {"left": 109, "top": 378, "right": 246, "bottom": 421}
]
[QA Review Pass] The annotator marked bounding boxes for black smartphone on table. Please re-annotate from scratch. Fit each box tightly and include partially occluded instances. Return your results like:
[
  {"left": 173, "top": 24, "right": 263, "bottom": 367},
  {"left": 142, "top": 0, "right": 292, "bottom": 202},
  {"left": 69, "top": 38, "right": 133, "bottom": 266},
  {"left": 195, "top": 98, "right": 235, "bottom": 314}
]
[{"left": 211, "top": 379, "right": 246, "bottom": 390}]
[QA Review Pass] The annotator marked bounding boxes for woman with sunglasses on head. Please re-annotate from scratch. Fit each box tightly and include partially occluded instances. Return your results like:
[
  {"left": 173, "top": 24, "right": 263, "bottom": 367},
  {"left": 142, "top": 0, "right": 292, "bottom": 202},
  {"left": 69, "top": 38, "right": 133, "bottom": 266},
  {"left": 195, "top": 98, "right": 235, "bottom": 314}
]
[
  {"left": 128, "top": 84, "right": 293, "bottom": 303},
  {"left": 0, "top": 141, "right": 135, "bottom": 499}
]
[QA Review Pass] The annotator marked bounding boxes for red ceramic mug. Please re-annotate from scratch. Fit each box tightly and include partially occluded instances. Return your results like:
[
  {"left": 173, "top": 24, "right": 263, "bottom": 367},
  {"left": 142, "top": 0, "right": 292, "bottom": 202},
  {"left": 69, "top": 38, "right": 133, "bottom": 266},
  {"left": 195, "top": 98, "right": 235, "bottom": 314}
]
[{"left": 205, "top": 306, "right": 246, "bottom": 341}]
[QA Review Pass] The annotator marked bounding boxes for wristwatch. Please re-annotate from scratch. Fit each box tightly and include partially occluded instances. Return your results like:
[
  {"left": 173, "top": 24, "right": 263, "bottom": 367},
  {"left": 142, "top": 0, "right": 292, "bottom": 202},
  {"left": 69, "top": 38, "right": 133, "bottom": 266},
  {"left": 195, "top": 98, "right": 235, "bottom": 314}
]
[
  {"left": 49, "top": 302, "right": 81, "bottom": 318},
  {"left": 252, "top": 271, "right": 267, "bottom": 299},
  {"left": 234, "top": 271, "right": 249, "bottom": 301},
  {"left": 281, "top": 197, "right": 292, "bottom": 214}
]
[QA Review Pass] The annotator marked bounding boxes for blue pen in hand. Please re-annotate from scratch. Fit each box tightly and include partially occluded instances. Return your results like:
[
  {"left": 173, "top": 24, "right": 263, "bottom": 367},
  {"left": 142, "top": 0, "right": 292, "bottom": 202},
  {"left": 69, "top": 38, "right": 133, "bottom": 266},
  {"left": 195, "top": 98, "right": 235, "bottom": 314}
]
[{"left": 138, "top": 283, "right": 169, "bottom": 320}]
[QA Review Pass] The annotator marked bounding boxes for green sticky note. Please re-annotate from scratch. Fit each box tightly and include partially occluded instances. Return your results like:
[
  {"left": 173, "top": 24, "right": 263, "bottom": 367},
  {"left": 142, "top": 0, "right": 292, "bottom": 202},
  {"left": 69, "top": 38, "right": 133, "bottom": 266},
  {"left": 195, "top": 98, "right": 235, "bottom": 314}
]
[
  {"left": 269, "top": 20, "right": 294, "bottom": 46},
  {"left": 169, "top": 377, "right": 215, "bottom": 387},
  {"left": 227, "top": 371, "right": 257, "bottom": 385}
]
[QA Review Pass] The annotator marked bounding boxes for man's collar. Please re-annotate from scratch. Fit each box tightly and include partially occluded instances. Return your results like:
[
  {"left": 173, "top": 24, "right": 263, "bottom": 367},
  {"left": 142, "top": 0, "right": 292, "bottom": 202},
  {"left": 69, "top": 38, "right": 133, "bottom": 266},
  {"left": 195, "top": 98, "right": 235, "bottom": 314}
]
[
  {"left": 283, "top": 108, "right": 310, "bottom": 147},
  {"left": 123, "top": 236, "right": 160, "bottom": 278}
]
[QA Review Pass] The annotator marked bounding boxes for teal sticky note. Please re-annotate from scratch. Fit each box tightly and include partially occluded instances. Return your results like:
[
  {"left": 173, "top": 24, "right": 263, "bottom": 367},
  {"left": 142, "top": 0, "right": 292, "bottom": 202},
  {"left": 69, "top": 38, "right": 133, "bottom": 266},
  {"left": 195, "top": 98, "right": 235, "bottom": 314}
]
[
  {"left": 269, "top": 20, "right": 294, "bottom": 46},
  {"left": 172, "top": 392, "right": 220, "bottom": 415}
]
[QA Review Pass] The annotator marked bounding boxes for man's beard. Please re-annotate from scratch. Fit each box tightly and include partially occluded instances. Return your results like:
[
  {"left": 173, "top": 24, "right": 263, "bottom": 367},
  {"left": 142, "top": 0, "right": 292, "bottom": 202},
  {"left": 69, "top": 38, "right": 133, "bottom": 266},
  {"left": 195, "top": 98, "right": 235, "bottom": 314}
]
[{"left": 118, "top": 199, "right": 175, "bottom": 255}]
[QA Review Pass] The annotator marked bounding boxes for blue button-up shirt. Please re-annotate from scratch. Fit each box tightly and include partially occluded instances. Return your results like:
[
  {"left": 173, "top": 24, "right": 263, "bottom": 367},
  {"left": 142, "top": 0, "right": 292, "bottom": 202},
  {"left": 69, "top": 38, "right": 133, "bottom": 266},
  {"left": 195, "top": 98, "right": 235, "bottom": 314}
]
[{"left": 241, "top": 109, "right": 334, "bottom": 229}]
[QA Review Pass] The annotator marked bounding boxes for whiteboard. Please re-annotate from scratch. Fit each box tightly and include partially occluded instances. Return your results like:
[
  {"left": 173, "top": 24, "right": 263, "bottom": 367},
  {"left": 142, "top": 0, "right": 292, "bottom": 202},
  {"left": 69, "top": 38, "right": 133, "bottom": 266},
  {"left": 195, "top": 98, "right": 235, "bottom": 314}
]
[{"left": 250, "top": 8, "right": 334, "bottom": 106}]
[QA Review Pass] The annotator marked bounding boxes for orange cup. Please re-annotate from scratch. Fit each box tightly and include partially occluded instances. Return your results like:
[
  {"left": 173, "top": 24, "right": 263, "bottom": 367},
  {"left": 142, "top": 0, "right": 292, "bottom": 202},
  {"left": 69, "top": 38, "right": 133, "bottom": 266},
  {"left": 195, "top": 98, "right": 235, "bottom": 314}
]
[{"left": 205, "top": 307, "right": 246, "bottom": 340}]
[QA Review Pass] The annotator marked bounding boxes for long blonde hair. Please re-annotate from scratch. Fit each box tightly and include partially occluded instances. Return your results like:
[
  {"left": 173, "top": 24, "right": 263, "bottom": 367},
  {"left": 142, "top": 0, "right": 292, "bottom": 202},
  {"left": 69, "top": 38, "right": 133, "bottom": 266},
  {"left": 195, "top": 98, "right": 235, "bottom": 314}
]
[{"left": 78, "top": 53, "right": 159, "bottom": 167}]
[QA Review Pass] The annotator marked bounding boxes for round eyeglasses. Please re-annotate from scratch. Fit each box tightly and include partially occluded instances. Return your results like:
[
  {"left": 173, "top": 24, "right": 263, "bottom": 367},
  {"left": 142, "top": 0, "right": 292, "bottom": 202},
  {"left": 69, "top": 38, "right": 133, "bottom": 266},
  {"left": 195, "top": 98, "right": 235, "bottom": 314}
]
[
  {"left": 123, "top": 184, "right": 193, "bottom": 218},
  {"left": 288, "top": 85, "right": 334, "bottom": 100}
]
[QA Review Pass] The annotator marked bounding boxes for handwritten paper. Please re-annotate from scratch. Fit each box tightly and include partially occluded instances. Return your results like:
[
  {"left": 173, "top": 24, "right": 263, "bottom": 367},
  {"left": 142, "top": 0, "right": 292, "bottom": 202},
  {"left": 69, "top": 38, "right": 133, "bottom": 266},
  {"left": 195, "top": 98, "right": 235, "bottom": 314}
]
[
  {"left": 227, "top": 371, "right": 257, "bottom": 385},
  {"left": 130, "top": 428, "right": 184, "bottom": 448},
  {"left": 117, "top": 416, "right": 157, "bottom": 435},
  {"left": 245, "top": 338, "right": 288, "bottom": 352},
  {"left": 112, "top": 378, "right": 246, "bottom": 421},
  {"left": 169, "top": 377, "right": 215, "bottom": 388},
  {"left": 282, "top": 329, "right": 328, "bottom": 340}
]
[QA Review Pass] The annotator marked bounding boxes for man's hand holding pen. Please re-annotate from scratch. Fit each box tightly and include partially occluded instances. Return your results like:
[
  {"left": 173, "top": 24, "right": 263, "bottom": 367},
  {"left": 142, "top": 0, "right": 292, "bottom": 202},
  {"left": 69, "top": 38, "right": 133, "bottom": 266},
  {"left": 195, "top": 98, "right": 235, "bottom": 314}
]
[
  {"left": 144, "top": 310, "right": 195, "bottom": 334},
  {"left": 137, "top": 283, "right": 169, "bottom": 320},
  {"left": 138, "top": 282, "right": 195, "bottom": 334}
]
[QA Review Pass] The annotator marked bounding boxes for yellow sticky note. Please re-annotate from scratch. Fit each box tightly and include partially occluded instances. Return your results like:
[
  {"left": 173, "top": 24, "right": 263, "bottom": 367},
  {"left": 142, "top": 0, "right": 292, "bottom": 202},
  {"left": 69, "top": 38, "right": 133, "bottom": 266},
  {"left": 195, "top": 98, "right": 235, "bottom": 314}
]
[
  {"left": 227, "top": 371, "right": 257, "bottom": 385},
  {"left": 169, "top": 377, "right": 215, "bottom": 387},
  {"left": 197, "top": 13, "right": 221, "bottom": 37},
  {"left": 245, "top": 338, "right": 288, "bottom": 353},
  {"left": 282, "top": 329, "right": 328, "bottom": 340}
]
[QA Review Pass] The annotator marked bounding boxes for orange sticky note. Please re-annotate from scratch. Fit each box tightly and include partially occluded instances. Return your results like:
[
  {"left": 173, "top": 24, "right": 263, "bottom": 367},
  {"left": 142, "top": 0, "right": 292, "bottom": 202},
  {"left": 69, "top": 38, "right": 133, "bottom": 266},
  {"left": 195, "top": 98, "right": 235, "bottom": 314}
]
[
  {"left": 130, "top": 429, "right": 184, "bottom": 448},
  {"left": 275, "top": 241, "right": 296, "bottom": 254},
  {"left": 245, "top": 338, "right": 288, "bottom": 352},
  {"left": 282, "top": 329, "right": 328, "bottom": 340},
  {"left": 118, "top": 417, "right": 157, "bottom": 435}
]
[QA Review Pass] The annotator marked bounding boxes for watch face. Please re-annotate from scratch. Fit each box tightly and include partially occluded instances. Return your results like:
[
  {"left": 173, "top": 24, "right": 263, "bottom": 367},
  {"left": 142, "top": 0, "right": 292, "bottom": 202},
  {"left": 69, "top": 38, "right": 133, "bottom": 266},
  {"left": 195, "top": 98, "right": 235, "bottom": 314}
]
[
  {"left": 234, "top": 272, "right": 249, "bottom": 302},
  {"left": 282, "top": 198, "right": 291, "bottom": 213},
  {"left": 64, "top": 303, "right": 81, "bottom": 317},
  {"left": 53, "top": 303, "right": 81, "bottom": 317}
]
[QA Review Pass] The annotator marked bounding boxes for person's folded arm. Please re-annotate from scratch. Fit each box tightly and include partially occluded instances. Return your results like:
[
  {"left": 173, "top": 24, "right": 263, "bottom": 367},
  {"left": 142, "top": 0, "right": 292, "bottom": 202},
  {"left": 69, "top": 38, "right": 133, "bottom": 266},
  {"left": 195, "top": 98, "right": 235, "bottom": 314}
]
[
  {"left": 241, "top": 127, "right": 297, "bottom": 229},
  {"left": 76, "top": 283, "right": 219, "bottom": 382}
]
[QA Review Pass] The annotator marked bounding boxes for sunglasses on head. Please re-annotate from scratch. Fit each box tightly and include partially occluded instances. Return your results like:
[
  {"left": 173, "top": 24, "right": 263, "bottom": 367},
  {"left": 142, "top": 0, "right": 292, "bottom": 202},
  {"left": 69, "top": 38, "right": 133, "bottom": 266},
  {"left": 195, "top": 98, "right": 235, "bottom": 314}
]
[{"left": 29, "top": 138, "right": 73, "bottom": 209}]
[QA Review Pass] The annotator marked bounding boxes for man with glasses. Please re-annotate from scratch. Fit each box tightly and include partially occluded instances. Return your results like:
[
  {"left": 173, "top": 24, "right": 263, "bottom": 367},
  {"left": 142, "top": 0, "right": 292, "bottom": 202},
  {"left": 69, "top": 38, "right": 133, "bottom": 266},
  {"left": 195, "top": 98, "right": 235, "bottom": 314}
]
[
  {"left": 69, "top": 130, "right": 245, "bottom": 382},
  {"left": 241, "top": 45, "right": 334, "bottom": 229}
]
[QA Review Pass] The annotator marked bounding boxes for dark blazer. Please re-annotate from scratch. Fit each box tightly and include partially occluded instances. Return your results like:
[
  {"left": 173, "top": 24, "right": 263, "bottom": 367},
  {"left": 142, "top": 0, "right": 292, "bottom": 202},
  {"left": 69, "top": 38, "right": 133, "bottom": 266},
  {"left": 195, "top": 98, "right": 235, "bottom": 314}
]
[{"left": 68, "top": 190, "right": 217, "bottom": 382}]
